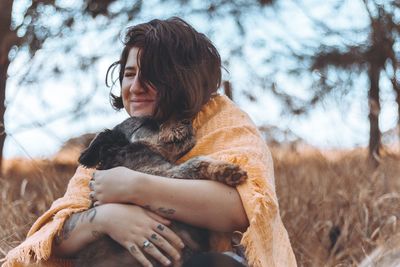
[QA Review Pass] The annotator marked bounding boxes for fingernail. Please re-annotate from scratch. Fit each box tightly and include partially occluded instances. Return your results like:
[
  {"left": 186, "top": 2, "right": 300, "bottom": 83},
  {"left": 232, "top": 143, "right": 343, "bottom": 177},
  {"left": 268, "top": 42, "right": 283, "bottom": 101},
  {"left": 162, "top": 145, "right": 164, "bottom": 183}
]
[
  {"left": 164, "top": 260, "right": 171, "bottom": 266},
  {"left": 179, "top": 242, "right": 185, "bottom": 249}
]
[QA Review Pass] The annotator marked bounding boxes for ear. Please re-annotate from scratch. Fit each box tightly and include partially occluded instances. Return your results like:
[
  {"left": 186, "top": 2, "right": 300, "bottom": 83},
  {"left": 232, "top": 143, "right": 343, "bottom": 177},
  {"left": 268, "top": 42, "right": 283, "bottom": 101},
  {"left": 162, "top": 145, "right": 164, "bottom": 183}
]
[{"left": 78, "top": 130, "right": 116, "bottom": 167}]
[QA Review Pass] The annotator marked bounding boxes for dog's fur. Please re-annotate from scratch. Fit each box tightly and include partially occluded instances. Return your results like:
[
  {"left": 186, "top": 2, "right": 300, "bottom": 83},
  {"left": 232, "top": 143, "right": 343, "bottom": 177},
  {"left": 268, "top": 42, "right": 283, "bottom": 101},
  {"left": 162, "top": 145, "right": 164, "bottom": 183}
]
[{"left": 75, "top": 116, "right": 247, "bottom": 266}]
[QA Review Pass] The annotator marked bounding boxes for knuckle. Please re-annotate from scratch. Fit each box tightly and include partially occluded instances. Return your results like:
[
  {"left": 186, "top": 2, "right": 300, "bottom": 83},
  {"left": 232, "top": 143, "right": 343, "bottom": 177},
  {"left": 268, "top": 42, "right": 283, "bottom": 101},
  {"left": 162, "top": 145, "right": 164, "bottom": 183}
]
[
  {"left": 127, "top": 245, "right": 138, "bottom": 255},
  {"left": 151, "top": 221, "right": 159, "bottom": 229},
  {"left": 139, "top": 258, "right": 152, "bottom": 267},
  {"left": 138, "top": 259, "right": 149, "bottom": 267}
]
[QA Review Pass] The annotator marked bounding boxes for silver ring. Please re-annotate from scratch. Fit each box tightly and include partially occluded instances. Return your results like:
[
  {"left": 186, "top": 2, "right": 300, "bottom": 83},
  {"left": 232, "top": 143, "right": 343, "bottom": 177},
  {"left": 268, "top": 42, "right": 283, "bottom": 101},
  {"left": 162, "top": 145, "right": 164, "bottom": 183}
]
[
  {"left": 89, "top": 181, "right": 94, "bottom": 190},
  {"left": 142, "top": 240, "right": 151, "bottom": 249}
]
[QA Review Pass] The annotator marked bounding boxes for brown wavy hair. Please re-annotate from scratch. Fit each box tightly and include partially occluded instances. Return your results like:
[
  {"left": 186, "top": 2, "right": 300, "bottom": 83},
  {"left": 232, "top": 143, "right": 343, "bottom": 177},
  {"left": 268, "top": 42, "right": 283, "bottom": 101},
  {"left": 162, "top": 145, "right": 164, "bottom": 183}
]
[{"left": 107, "top": 17, "right": 222, "bottom": 122}]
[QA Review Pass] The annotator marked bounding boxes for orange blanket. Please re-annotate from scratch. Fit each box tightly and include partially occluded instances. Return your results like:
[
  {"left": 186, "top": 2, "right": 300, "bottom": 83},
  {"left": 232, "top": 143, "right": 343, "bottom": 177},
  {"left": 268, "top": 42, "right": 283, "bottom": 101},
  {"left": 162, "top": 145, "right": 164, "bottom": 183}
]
[{"left": 2, "top": 94, "right": 297, "bottom": 267}]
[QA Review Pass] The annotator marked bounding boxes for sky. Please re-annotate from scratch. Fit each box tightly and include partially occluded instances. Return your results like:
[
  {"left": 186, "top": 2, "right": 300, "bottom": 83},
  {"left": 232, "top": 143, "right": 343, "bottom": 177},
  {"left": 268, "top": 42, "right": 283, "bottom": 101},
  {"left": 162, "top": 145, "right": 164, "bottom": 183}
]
[{"left": 3, "top": 0, "right": 398, "bottom": 159}]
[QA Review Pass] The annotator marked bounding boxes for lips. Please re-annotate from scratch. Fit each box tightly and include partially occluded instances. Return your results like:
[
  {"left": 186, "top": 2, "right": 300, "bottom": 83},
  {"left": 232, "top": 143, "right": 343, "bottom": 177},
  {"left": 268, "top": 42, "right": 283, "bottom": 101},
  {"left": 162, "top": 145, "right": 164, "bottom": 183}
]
[{"left": 130, "top": 99, "right": 154, "bottom": 102}]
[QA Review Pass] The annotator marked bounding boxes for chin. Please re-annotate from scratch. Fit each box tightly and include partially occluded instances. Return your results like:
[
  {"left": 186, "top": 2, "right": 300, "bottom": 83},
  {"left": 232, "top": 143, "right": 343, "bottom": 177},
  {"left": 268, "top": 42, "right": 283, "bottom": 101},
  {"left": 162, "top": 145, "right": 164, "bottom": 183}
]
[{"left": 130, "top": 111, "right": 153, "bottom": 117}]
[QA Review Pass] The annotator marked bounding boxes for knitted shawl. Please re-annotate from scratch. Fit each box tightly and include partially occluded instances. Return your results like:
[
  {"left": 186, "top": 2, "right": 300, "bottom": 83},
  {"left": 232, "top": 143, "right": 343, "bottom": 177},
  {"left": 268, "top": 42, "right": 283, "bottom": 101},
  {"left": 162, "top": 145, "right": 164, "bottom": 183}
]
[{"left": 2, "top": 94, "right": 297, "bottom": 267}]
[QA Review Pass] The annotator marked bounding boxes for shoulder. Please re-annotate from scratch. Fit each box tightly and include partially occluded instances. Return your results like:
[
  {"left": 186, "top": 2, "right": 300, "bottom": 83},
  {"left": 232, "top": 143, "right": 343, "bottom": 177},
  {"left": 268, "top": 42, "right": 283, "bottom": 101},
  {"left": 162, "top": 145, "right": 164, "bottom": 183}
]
[
  {"left": 192, "top": 94, "right": 259, "bottom": 139},
  {"left": 180, "top": 94, "right": 270, "bottom": 163},
  {"left": 179, "top": 94, "right": 275, "bottom": 186}
]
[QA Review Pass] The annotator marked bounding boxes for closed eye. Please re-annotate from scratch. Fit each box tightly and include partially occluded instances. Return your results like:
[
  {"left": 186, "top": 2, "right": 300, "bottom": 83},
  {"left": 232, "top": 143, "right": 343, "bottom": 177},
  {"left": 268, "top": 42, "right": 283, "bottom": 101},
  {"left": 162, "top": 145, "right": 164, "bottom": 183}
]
[{"left": 124, "top": 72, "right": 136, "bottom": 77}]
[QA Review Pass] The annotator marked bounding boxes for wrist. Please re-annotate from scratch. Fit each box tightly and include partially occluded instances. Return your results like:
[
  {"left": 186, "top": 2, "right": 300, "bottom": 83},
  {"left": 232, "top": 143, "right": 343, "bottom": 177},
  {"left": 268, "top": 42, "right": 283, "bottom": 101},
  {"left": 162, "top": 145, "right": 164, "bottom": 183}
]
[
  {"left": 93, "top": 204, "right": 112, "bottom": 235},
  {"left": 128, "top": 171, "right": 152, "bottom": 205}
]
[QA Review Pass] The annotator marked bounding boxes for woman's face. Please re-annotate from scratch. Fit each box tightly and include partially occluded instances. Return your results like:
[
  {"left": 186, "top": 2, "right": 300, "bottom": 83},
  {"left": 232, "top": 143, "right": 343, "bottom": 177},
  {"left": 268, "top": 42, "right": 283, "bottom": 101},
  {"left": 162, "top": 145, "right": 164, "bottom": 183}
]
[{"left": 121, "top": 47, "right": 157, "bottom": 117}]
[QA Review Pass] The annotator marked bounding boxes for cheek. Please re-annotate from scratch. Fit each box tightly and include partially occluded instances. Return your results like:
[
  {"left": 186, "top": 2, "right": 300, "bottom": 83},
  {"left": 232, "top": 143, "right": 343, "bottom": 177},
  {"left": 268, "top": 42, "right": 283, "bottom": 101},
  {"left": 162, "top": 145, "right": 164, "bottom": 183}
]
[
  {"left": 121, "top": 89, "right": 130, "bottom": 113},
  {"left": 121, "top": 85, "right": 129, "bottom": 101},
  {"left": 148, "top": 86, "right": 158, "bottom": 98}
]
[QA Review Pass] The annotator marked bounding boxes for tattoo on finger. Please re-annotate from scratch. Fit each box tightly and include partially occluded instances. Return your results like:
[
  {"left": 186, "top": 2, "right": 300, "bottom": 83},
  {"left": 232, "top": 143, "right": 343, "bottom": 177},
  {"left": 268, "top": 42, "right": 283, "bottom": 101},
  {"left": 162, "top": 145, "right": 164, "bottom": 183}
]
[
  {"left": 129, "top": 245, "right": 138, "bottom": 254},
  {"left": 157, "top": 224, "right": 165, "bottom": 231},
  {"left": 151, "top": 233, "right": 158, "bottom": 240}
]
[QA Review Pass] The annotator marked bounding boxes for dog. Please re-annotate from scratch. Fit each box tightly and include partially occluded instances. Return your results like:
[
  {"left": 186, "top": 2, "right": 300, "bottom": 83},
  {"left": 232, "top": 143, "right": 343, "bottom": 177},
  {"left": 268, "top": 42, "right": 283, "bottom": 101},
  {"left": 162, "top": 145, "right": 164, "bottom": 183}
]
[{"left": 76, "top": 116, "right": 248, "bottom": 266}]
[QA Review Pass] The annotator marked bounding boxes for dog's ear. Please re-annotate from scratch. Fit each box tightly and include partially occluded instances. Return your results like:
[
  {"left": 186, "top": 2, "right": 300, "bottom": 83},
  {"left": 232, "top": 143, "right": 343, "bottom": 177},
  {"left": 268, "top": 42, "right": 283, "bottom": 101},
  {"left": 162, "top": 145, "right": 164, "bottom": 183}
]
[
  {"left": 158, "top": 119, "right": 196, "bottom": 162},
  {"left": 159, "top": 119, "right": 193, "bottom": 144},
  {"left": 78, "top": 130, "right": 114, "bottom": 167}
]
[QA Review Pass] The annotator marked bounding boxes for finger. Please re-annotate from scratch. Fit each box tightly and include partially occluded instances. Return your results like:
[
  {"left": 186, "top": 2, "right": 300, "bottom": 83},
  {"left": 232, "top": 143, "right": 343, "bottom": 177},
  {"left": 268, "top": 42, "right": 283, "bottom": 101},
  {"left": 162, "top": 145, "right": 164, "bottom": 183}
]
[
  {"left": 154, "top": 223, "right": 184, "bottom": 250},
  {"left": 146, "top": 211, "right": 171, "bottom": 225},
  {"left": 149, "top": 232, "right": 181, "bottom": 262},
  {"left": 142, "top": 240, "right": 171, "bottom": 266},
  {"left": 127, "top": 243, "right": 153, "bottom": 267},
  {"left": 91, "top": 171, "right": 96, "bottom": 181}
]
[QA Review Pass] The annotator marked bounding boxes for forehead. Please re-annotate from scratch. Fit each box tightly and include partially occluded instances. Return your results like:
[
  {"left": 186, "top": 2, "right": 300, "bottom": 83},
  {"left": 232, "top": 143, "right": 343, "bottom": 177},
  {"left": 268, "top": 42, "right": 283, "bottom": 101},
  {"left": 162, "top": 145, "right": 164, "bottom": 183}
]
[{"left": 125, "top": 47, "right": 140, "bottom": 68}]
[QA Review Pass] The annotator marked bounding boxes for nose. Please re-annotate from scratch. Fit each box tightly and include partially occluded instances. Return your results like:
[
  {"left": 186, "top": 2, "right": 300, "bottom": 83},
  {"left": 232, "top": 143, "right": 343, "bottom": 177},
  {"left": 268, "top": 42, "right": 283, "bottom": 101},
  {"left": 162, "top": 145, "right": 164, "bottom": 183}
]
[{"left": 129, "top": 75, "right": 144, "bottom": 94}]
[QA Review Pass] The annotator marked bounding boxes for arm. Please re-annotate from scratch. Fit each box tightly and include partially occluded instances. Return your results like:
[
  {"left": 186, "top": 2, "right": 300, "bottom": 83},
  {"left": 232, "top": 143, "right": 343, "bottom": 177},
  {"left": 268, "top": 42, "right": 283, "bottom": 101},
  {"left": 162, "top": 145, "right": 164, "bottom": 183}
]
[
  {"left": 53, "top": 204, "right": 183, "bottom": 267},
  {"left": 91, "top": 167, "right": 249, "bottom": 232},
  {"left": 53, "top": 208, "right": 101, "bottom": 257},
  {"left": 135, "top": 173, "right": 248, "bottom": 232}
]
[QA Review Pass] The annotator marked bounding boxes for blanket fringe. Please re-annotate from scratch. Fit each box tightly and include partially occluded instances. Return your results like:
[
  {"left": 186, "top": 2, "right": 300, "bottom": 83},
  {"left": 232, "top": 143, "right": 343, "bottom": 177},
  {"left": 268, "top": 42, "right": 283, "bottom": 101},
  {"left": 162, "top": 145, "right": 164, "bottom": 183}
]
[
  {"left": 241, "top": 192, "right": 278, "bottom": 267},
  {"left": 2, "top": 206, "right": 88, "bottom": 267}
]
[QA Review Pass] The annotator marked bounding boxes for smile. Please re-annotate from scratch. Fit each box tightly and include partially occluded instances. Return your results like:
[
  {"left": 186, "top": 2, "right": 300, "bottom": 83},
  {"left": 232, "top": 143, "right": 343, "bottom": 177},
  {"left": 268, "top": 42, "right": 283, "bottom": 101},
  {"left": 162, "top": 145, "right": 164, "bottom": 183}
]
[{"left": 130, "top": 99, "right": 154, "bottom": 102}]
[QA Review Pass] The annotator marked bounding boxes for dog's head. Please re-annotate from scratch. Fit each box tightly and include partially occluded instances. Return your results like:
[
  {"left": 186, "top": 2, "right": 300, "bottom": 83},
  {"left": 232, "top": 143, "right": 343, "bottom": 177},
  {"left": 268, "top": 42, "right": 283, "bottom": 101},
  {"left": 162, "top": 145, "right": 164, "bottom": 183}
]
[{"left": 78, "top": 130, "right": 128, "bottom": 168}]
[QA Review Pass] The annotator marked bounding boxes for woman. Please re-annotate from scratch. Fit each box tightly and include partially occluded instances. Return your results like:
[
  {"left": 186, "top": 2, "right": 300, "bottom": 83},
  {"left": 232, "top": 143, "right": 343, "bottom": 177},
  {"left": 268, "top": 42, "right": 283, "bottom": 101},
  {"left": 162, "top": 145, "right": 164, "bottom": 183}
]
[{"left": 3, "top": 17, "right": 296, "bottom": 267}]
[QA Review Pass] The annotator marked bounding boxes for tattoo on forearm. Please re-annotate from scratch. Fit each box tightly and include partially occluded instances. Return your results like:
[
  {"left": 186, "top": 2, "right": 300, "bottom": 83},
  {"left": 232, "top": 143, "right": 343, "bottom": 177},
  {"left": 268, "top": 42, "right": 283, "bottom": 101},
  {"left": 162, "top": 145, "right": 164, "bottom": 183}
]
[
  {"left": 157, "top": 207, "right": 175, "bottom": 216},
  {"left": 55, "top": 212, "right": 82, "bottom": 245},
  {"left": 55, "top": 208, "right": 97, "bottom": 246},
  {"left": 92, "top": 230, "right": 102, "bottom": 239},
  {"left": 144, "top": 204, "right": 175, "bottom": 217},
  {"left": 84, "top": 208, "right": 97, "bottom": 222}
]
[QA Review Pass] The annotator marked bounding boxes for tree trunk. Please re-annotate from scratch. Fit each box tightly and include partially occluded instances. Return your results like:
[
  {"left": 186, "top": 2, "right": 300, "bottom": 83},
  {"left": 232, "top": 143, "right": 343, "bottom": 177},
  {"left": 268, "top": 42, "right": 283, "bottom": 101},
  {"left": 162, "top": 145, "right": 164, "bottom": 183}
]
[
  {"left": 367, "top": 63, "right": 381, "bottom": 166},
  {"left": 0, "top": 0, "right": 15, "bottom": 172},
  {"left": 391, "top": 72, "right": 400, "bottom": 150},
  {"left": 0, "top": 61, "right": 8, "bottom": 173},
  {"left": 223, "top": 80, "right": 233, "bottom": 100}
]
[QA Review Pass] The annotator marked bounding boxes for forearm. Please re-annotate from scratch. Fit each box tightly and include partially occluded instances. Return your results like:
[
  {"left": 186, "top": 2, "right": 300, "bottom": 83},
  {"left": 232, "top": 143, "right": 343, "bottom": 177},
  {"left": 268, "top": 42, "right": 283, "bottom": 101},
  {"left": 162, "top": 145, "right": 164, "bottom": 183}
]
[
  {"left": 132, "top": 174, "right": 249, "bottom": 232},
  {"left": 53, "top": 208, "right": 102, "bottom": 257}
]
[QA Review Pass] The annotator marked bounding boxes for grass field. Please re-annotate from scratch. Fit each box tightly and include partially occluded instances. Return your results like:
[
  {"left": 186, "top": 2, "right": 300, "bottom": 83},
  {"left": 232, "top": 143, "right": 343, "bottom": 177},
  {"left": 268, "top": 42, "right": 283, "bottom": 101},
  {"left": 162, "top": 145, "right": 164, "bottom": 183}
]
[{"left": 0, "top": 144, "right": 399, "bottom": 266}]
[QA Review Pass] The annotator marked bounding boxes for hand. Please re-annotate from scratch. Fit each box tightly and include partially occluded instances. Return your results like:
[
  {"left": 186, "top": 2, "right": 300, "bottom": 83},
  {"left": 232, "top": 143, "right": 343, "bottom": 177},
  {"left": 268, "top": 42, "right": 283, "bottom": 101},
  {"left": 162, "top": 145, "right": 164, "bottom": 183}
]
[
  {"left": 89, "top": 166, "right": 143, "bottom": 205},
  {"left": 97, "top": 203, "right": 184, "bottom": 267}
]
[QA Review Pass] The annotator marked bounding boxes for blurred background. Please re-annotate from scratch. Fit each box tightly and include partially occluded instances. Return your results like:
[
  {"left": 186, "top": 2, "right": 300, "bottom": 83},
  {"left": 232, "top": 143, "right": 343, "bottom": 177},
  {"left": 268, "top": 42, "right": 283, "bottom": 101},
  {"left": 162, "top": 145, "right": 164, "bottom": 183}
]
[
  {"left": 1, "top": 0, "right": 398, "bottom": 167},
  {"left": 1, "top": 1, "right": 400, "bottom": 266}
]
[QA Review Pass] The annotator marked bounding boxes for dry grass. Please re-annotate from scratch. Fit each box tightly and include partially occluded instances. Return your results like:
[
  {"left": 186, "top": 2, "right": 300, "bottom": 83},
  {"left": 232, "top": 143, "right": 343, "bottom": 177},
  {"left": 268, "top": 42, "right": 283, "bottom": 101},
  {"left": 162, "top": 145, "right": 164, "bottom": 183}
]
[
  {"left": 0, "top": 157, "right": 77, "bottom": 256},
  {"left": 273, "top": 145, "right": 400, "bottom": 266},
  {"left": 1, "top": 145, "right": 399, "bottom": 266}
]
